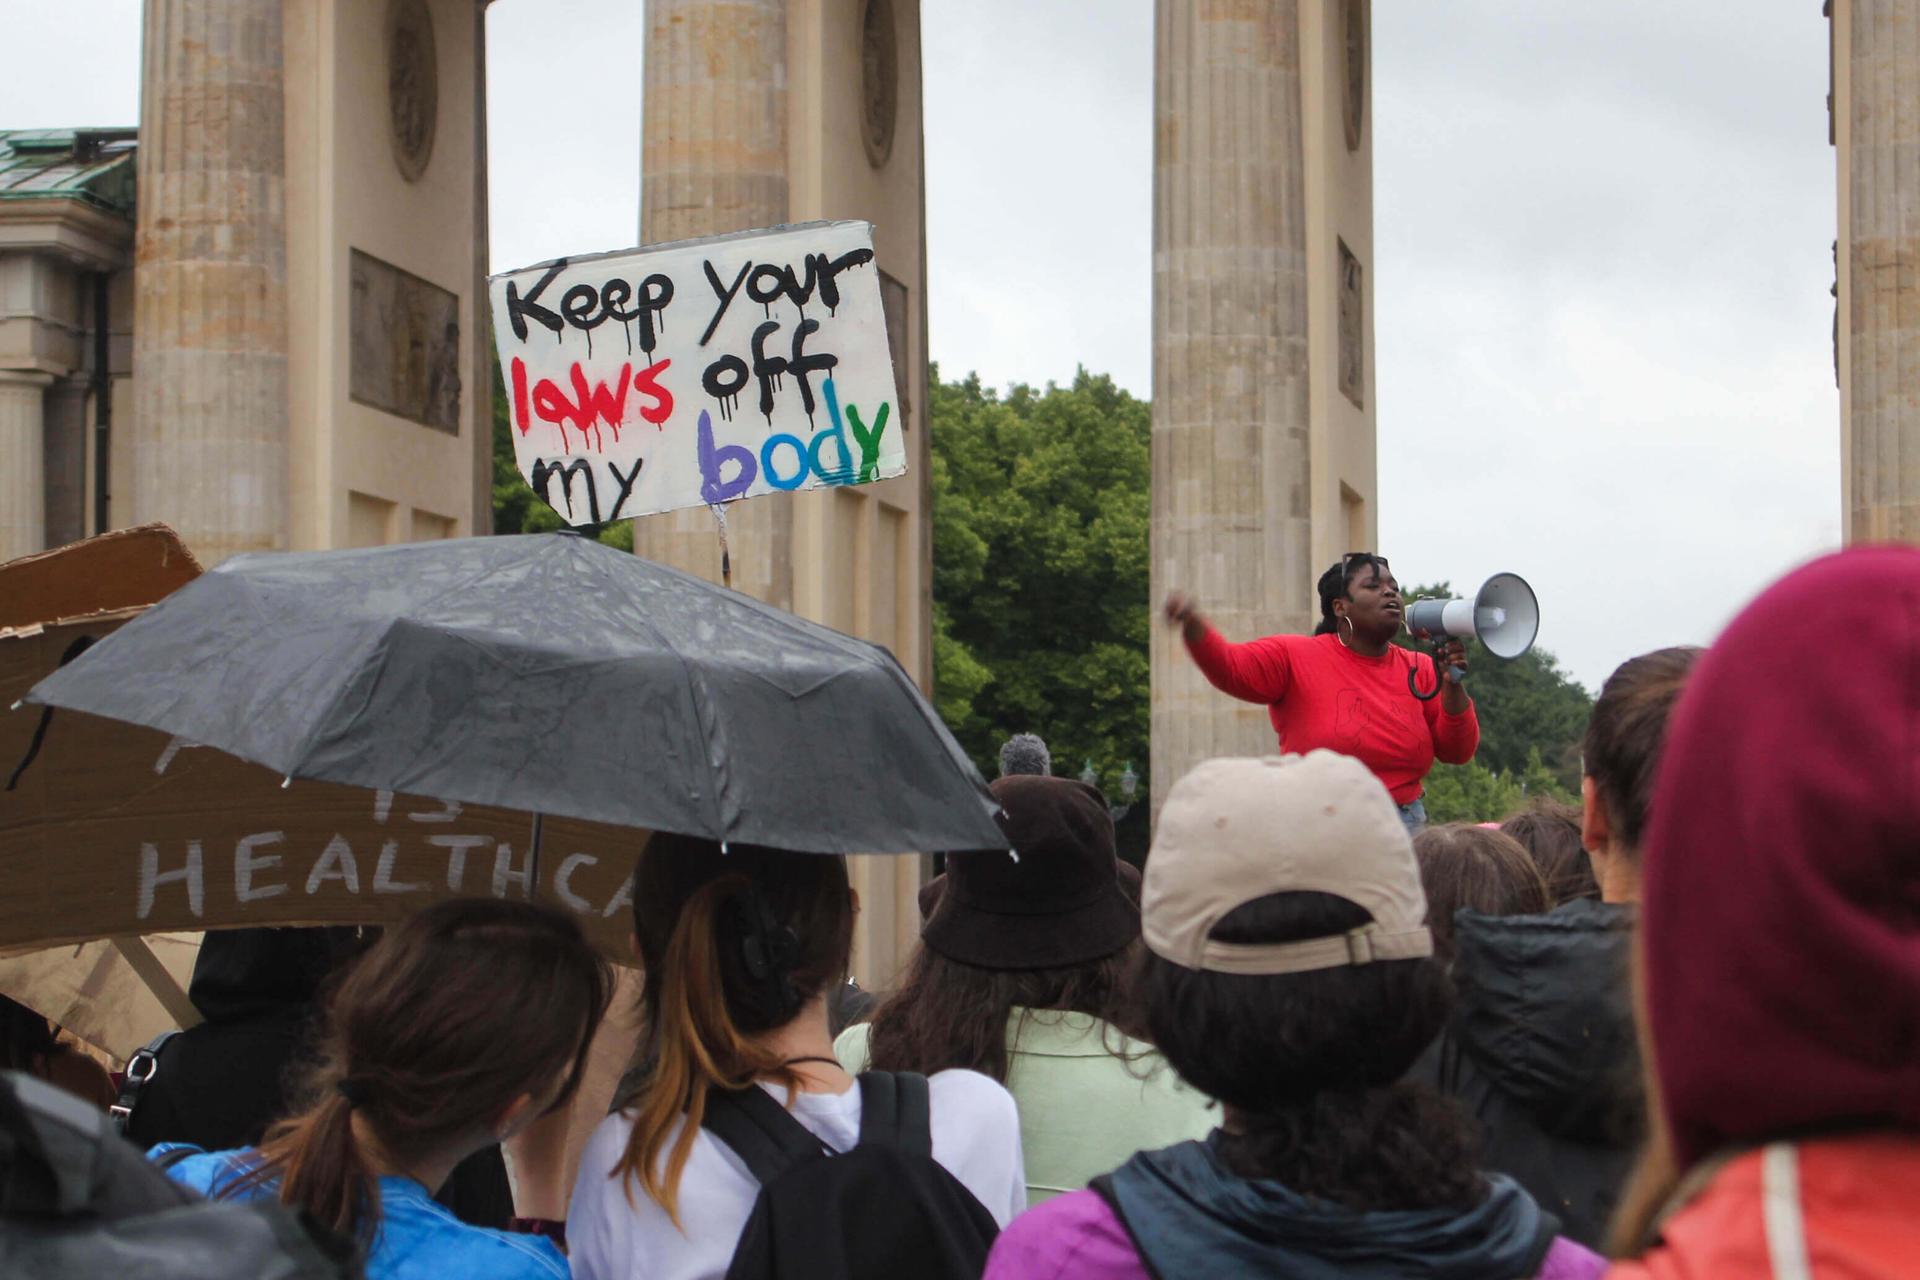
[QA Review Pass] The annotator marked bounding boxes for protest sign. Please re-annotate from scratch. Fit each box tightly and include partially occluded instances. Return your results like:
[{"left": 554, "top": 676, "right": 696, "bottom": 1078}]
[
  {"left": 488, "top": 220, "right": 906, "bottom": 526},
  {"left": 0, "top": 615, "right": 647, "bottom": 959}
]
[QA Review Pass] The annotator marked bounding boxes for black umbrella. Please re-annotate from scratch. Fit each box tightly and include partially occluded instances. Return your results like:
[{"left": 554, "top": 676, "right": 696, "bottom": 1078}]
[{"left": 23, "top": 533, "right": 1006, "bottom": 858}]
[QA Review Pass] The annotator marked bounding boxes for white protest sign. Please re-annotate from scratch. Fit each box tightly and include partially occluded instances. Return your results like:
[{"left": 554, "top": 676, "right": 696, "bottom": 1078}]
[{"left": 488, "top": 220, "right": 905, "bottom": 526}]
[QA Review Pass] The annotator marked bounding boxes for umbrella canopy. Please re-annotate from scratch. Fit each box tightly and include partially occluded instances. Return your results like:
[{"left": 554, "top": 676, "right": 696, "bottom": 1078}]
[{"left": 26, "top": 533, "right": 1005, "bottom": 858}]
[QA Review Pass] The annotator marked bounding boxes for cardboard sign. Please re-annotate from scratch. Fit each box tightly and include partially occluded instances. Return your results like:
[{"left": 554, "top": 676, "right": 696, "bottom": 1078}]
[
  {"left": 0, "top": 523, "right": 200, "bottom": 630},
  {"left": 0, "top": 617, "right": 648, "bottom": 958},
  {"left": 488, "top": 221, "right": 905, "bottom": 526}
]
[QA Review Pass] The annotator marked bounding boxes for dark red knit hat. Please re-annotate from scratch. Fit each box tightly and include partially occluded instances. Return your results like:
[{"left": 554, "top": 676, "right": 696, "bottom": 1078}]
[
  {"left": 921, "top": 775, "right": 1140, "bottom": 971},
  {"left": 1642, "top": 546, "right": 1920, "bottom": 1168}
]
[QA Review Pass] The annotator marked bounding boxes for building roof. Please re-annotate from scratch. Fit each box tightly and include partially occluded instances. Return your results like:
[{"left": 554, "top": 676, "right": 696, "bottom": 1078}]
[{"left": 0, "top": 129, "right": 137, "bottom": 218}]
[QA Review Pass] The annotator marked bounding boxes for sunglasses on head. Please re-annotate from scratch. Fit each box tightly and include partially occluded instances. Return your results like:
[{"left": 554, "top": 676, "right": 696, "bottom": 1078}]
[{"left": 1342, "top": 552, "right": 1390, "bottom": 576}]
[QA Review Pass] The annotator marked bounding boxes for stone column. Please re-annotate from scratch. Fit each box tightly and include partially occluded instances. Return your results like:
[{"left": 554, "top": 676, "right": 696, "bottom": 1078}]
[
  {"left": 1847, "top": 1, "right": 1920, "bottom": 541},
  {"left": 130, "top": 0, "right": 289, "bottom": 565},
  {"left": 1150, "top": 1, "right": 1314, "bottom": 808},
  {"left": 0, "top": 371, "right": 51, "bottom": 562},
  {"left": 42, "top": 378, "right": 90, "bottom": 549},
  {"left": 632, "top": 0, "right": 794, "bottom": 610}
]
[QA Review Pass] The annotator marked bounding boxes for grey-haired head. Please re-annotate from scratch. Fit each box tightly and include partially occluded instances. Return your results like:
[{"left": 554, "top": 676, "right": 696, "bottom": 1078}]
[{"left": 998, "top": 733, "right": 1051, "bottom": 777}]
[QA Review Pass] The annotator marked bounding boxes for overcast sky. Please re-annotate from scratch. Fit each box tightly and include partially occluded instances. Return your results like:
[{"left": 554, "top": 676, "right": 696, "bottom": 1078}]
[{"left": 6, "top": 0, "right": 1838, "bottom": 691}]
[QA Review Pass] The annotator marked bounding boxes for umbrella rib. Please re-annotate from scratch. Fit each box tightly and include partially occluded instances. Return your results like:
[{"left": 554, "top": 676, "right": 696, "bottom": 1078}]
[{"left": 581, "top": 543, "right": 734, "bottom": 843}]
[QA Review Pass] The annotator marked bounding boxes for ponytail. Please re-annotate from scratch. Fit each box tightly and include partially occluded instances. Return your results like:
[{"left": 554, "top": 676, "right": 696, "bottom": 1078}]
[
  {"left": 613, "top": 836, "right": 854, "bottom": 1223},
  {"left": 218, "top": 903, "right": 612, "bottom": 1254},
  {"left": 617, "top": 878, "right": 802, "bottom": 1222},
  {"left": 243, "top": 1084, "right": 378, "bottom": 1245}
]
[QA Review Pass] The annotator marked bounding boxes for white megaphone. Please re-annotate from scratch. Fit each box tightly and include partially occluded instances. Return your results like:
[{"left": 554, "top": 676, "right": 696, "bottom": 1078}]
[{"left": 1402, "top": 572, "right": 1540, "bottom": 701}]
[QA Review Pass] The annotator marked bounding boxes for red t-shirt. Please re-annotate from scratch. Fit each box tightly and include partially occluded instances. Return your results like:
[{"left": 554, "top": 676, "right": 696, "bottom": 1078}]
[{"left": 1185, "top": 628, "right": 1479, "bottom": 804}]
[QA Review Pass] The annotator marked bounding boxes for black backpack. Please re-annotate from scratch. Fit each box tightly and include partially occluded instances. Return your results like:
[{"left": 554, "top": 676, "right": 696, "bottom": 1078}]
[
  {"left": 700, "top": 1071, "right": 1000, "bottom": 1280},
  {"left": 0, "top": 1070, "right": 357, "bottom": 1280}
]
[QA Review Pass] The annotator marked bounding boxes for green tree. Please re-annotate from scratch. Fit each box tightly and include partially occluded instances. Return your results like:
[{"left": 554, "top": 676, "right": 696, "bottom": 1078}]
[
  {"left": 490, "top": 352, "right": 633, "bottom": 551},
  {"left": 931, "top": 365, "right": 1150, "bottom": 797}
]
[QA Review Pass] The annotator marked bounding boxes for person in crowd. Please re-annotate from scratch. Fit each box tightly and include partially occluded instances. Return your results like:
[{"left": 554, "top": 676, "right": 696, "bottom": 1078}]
[
  {"left": 984, "top": 752, "right": 1603, "bottom": 1280},
  {"left": 1414, "top": 647, "right": 1699, "bottom": 1249},
  {"left": 1164, "top": 553, "right": 1478, "bottom": 829},
  {"left": 567, "top": 834, "right": 1027, "bottom": 1280},
  {"left": 1611, "top": 550, "right": 1920, "bottom": 1272},
  {"left": 154, "top": 899, "right": 611, "bottom": 1280},
  {"left": 998, "top": 732, "right": 1052, "bottom": 778},
  {"left": 1501, "top": 798, "right": 1598, "bottom": 904},
  {"left": 125, "top": 927, "right": 366, "bottom": 1152},
  {"left": 839, "top": 775, "right": 1213, "bottom": 1204},
  {"left": 1412, "top": 823, "right": 1551, "bottom": 963},
  {"left": 0, "top": 995, "right": 114, "bottom": 1109},
  {"left": 126, "top": 925, "right": 518, "bottom": 1227}
]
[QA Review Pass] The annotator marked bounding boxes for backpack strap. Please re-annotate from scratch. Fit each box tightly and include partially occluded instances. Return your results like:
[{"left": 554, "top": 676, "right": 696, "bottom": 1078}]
[
  {"left": 110, "top": 1028, "right": 182, "bottom": 1136},
  {"left": 700, "top": 1084, "right": 832, "bottom": 1186},
  {"left": 854, "top": 1070, "right": 932, "bottom": 1159}
]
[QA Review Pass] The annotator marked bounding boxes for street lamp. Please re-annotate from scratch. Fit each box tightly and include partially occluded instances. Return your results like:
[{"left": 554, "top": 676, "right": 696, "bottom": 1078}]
[{"left": 1079, "top": 759, "right": 1140, "bottom": 823}]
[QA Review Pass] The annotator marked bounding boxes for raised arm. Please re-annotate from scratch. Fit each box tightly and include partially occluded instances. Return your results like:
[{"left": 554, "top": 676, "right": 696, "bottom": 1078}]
[{"left": 1164, "top": 593, "right": 1294, "bottom": 705}]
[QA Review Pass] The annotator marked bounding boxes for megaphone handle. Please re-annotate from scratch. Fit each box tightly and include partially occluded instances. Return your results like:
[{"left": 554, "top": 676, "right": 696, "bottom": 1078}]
[{"left": 1408, "top": 659, "right": 1442, "bottom": 702}]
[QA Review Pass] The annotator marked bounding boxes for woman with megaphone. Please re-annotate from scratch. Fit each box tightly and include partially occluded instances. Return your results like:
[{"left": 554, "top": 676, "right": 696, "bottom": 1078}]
[{"left": 1163, "top": 553, "right": 1478, "bottom": 830}]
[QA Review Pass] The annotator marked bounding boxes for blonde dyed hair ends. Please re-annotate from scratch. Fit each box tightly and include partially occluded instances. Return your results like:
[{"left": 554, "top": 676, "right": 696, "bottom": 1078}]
[{"left": 612, "top": 836, "right": 855, "bottom": 1224}]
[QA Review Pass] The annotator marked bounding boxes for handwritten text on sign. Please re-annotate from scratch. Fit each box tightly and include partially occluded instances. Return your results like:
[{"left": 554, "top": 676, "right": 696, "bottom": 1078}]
[{"left": 488, "top": 221, "right": 905, "bottom": 526}]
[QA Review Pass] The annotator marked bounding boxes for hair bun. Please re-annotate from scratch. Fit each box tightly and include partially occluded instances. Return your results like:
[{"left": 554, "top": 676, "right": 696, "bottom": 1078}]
[{"left": 726, "top": 884, "right": 804, "bottom": 1021}]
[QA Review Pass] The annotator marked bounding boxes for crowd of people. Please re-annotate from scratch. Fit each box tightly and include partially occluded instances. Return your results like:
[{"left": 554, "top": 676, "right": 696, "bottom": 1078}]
[{"left": 5, "top": 546, "right": 1919, "bottom": 1278}]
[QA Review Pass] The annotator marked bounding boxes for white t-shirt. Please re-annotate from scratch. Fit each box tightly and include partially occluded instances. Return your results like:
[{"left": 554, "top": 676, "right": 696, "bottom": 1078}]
[{"left": 567, "top": 1073, "right": 1027, "bottom": 1280}]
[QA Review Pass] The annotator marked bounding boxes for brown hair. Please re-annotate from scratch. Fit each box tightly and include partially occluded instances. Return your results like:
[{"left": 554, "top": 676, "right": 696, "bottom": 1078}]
[
  {"left": 1582, "top": 647, "right": 1703, "bottom": 853},
  {"left": 1412, "top": 824, "right": 1551, "bottom": 963},
  {"left": 1500, "top": 798, "right": 1598, "bottom": 904},
  {"left": 1607, "top": 944, "right": 1683, "bottom": 1257},
  {"left": 613, "top": 833, "right": 855, "bottom": 1223},
  {"left": 864, "top": 942, "right": 1143, "bottom": 1082},
  {"left": 225, "top": 899, "right": 612, "bottom": 1250}
]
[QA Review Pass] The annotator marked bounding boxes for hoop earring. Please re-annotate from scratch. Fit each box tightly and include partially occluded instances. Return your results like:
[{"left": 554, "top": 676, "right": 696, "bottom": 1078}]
[{"left": 1337, "top": 614, "right": 1354, "bottom": 650}]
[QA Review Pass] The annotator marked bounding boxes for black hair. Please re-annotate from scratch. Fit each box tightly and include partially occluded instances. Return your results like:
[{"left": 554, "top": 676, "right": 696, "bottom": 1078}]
[
  {"left": 0, "top": 995, "right": 60, "bottom": 1072},
  {"left": 1314, "top": 555, "right": 1390, "bottom": 636},
  {"left": 1137, "top": 890, "right": 1483, "bottom": 1212}
]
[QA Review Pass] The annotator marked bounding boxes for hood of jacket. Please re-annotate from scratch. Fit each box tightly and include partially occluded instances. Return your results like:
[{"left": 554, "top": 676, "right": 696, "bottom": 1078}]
[
  {"left": 1642, "top": 547, "right": 1920, "bottom": 1169},
  {"left": 1102, "top": 1137, "right": 1554, "bottom": 1280},
  {"left": 187, "top": 927, "right": 367, "bottom": 1023},
  {"left": 1448, "top": 899, "right": 1640, "bottom": 1143}
]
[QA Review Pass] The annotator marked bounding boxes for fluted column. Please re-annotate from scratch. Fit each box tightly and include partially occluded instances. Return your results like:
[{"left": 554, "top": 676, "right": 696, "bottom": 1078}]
[
  {"left": 632, "top": 0, "right": 794, "bottom": 610},
  {"left": 0, "top": 371, "right": 52, "bottom": 562},
  {"left": 1849, "top": 2, "right": 1920, "bottom": 541},
  {"left": 130, "top": 0, "right": 289, "bottom": 565},
  {"left": 1150, "top": 1, "right": 1313, "bottom": 807}
]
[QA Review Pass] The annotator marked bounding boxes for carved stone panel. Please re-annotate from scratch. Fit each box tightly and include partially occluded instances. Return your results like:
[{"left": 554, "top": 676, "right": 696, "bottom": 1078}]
[
  {"left": 349, "top": 249, "right": 461, "bottom": 433},
  {"left": 880, "top": 268, "right": 910, "bottom": 432},
  {"left": 862, "top": 0, "right": 899, "bottom": 168},
  {"left": 387, "top": 0, "right": 438, "bottom": 182},
  {"left": 1338, "top": 239, "right": 1364, "bottom": 409}
]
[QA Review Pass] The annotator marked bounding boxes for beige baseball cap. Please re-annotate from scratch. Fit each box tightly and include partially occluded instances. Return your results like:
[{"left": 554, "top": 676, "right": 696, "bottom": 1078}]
[{"left": 1142, "top": 752, "right": 1434, "bottom": 975}]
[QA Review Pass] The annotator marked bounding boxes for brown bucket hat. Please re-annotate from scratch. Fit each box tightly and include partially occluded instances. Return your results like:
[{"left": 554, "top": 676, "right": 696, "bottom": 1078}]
[{"left": 921, "top": 775, "right": 1140, "bottom": 971}]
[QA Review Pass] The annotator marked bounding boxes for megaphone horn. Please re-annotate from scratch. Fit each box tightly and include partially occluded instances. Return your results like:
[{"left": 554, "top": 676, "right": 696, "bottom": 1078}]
[{"left": 1402, "top": 572, "right": 1540, "bottom": 701}]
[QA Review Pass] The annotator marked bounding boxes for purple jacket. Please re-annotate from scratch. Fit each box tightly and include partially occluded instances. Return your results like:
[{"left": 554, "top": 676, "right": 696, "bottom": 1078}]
[{"left": 983, "top": 1188, "right": 1607, "bottom": 1280}]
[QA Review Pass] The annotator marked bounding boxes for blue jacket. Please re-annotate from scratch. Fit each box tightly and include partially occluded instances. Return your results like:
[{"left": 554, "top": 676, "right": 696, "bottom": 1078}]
[{"left": 153, "top": 1145, "right": 566, "bottom": 1280}]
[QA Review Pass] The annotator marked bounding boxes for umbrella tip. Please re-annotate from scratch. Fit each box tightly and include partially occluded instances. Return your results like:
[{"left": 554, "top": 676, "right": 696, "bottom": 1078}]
[
  {"left": 721, "top": 840, "right": 730, "bottom": 855},
  {"left": 1007, "top": 846, "right": 1020, "bottom": 863},
  {"left": 7, "top": 699, "right": 20, "bottom": 712},
  {"left": 280, "top": 776, "right": 293, "bottom": 789}
]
